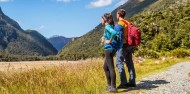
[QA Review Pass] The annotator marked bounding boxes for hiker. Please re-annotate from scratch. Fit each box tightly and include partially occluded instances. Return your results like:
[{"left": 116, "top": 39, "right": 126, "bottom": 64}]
[
  {"left": 101, "top": 13, "right": 117, "bottom": 93},
  {"left": 115, "top": 9, "right": 136, "bottom": 89}
]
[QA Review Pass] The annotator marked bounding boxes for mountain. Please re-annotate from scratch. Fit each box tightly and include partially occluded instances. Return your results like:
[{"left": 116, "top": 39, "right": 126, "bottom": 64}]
[
  {"left": 0, "top": 7, "right": 58, "bottom": 56},
  {"left": 112, "top": 0, "right": 159, "bottom": 21},
  {"left": 48, "top": 35, "right": 72, "bottom": 51},
  {"left": 58, "top": 0, "right": 159, "bottom": 60},
  {"left": 59, "top": 0, "right": 190, "bottom": 60}
]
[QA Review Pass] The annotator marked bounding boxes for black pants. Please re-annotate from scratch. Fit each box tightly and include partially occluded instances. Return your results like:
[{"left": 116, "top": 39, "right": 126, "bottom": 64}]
[{"left": 103, "top": 50, "right": 116, "bottom": 88}]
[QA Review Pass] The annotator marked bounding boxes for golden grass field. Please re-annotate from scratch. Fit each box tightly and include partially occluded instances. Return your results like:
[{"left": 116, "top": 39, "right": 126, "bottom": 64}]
[
  {"left": 0, "top": 57, "right": 189, "bottom": 94},
  {"left": 0, "top": 61, "right": 79, "bottom": 72}
]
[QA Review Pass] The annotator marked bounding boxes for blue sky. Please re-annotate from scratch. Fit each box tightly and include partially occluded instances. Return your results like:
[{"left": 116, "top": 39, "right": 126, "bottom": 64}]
[{"left": 0, "top": 0, "right": 128, "bottom": 38}]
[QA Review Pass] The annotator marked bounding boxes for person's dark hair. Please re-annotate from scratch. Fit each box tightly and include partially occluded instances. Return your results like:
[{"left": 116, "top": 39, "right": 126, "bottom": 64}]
[
  {"left": 102, "top": 13, "right": 114, "bottom": 26},
  {"left": 117, "top": 9, "right": 126, "bottom": 18}
]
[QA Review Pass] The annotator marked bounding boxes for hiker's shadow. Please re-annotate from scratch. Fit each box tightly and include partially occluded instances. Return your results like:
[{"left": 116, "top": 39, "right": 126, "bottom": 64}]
[{"left": 121, "top": 80, "right": 170, "bottom": 92}]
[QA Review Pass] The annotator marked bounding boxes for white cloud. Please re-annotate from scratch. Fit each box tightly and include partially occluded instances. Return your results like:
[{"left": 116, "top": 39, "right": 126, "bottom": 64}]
[
  {"left": 115, "top": 0, "right": 128, "bottom": 7},
  {"left": 35, "top": 25, "right": 45, "bottom": 30},
  {"left": 86, "top": 0, "right": 112, "bottom": 8},
  {"left": 56, "top": 0, "right": 80, "bottom": 3},
  {"left": 57, "top": 0, "right": 71, "bottom": 3},
  {"left": 0, "top": 0, "right": 13, "bottom": 2}
]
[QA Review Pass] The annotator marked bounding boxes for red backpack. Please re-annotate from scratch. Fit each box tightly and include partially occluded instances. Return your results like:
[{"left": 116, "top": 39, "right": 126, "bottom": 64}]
[{"left": 121, "top": 20, "right": 141, "bottom": 46}]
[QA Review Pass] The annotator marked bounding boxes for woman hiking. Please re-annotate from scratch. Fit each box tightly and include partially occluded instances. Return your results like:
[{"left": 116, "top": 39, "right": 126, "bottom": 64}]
[{"left": 101, "top": 13, "right": 117, "bottom": 93}]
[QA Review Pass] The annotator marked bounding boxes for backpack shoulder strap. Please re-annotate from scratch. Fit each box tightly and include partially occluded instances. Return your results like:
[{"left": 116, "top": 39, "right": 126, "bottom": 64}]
[
  {"left": 120, "top": 20, "right": 130, "bottom": 25},
  {"left": 120, "top": 20, "right": 129, "bottom": 44}
]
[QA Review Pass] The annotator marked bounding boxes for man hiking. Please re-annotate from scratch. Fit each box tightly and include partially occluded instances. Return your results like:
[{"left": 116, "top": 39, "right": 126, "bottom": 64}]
[{"left": 115, "top": 9, "right": 136, "bottom": 89}]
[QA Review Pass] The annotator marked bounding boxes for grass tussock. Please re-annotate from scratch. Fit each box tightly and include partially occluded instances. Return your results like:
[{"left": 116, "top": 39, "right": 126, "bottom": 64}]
[{"left": 0, "top": 58, "right": 189, "bottom": 94}]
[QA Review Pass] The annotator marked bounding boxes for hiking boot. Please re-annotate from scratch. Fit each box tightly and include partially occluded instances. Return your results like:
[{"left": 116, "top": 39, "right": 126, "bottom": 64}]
[
  {"left": 126, "top": 83, "right": 136, "bottom": 87},
  {"left": 116, "top": 84, "right": 128, "bottom": 89},
  {"left": 106, "top": 85, "right": 112, "bottom": 92},
  {"left": 127, "top": 80, "right": 136, "bottom": 87},
  {"left": 107, "top": 87, "right": 117, "bottom": 93}
]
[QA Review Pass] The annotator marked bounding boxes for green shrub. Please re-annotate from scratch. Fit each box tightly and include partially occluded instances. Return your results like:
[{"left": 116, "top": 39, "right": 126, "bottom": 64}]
[
  {"left": 170, "top": 48, "right": 190, "bottom": 58},
  {"left": 135, "top": 48, "right": 159, "bottom": 58},
  {"left": 159, "top": 51, "right": 171, "bottom": 57}
]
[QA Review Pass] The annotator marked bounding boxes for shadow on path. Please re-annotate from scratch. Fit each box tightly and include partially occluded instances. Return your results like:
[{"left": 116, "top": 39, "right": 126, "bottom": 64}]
[{"left": 120, "top": 80, "right": 170, "bottom": 93}]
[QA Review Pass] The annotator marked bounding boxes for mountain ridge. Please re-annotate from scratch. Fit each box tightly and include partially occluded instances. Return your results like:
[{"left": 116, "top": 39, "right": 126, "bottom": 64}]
[
  {"left": 0, "top": 7, "right": 58, "bottom": 56},
  {"left": 59, "top": 0, "right": 190, "bottom": 60},
  {"left": 48, "top": 35, "right": 72, "bottom": 51},
  {"left": 59, "top": 0, "right": 159, "bottom": 60}
]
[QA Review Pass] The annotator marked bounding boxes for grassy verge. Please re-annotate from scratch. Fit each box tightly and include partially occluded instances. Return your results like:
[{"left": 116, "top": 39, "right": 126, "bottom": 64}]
[{"left": 0, "top": 58, "right": 189, "bottom": 94}]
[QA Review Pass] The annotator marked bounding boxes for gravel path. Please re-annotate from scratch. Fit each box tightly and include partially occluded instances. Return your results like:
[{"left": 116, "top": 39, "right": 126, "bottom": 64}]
[{"left": 123, "top": 62, "right": 190, "bottom": 94}]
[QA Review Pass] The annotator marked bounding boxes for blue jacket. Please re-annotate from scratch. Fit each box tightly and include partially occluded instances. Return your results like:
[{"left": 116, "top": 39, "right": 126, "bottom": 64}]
[
  {"left": 114, "top": 24, "right": 124, "bottom": 49},
  {"left": 104, "top": 24, "right": 117, "bottom": 50}
]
